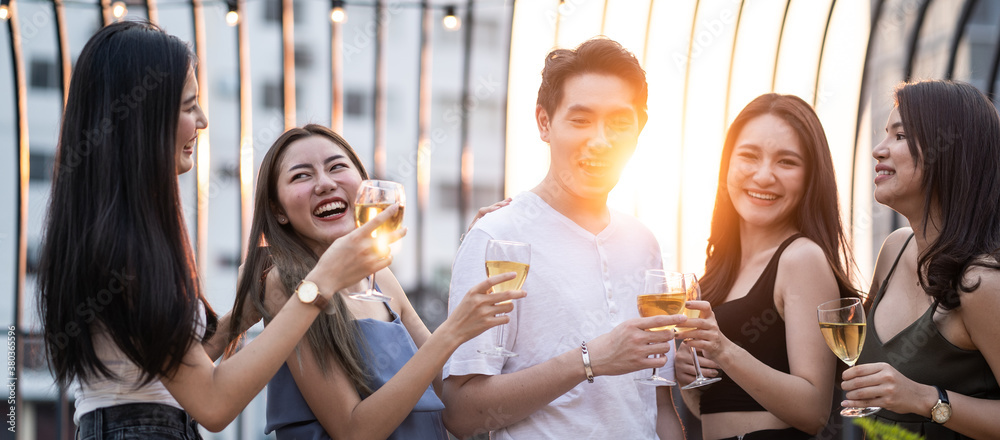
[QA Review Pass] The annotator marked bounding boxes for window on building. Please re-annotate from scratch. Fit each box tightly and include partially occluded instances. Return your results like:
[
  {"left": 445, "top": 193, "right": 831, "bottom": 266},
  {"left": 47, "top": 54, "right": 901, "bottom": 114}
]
[
  {"left": 263, "top": 81, "right": 283, "bottom": 109},
  {"left": 345, "top": 91, "right": 367, "bottom": 117},
  {"left": 295, "top": 45, "right": 314, "bottom": 69},
  {"left": 30, "top": 59, "right": 59, "bottom": 90}
]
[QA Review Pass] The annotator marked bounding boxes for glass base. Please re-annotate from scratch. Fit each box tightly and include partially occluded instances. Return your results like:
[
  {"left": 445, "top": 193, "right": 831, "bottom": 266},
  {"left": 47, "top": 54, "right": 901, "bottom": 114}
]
[
  {"left": 635, "top": 376, "right": 676, "bottom": 386},
  {"left": 840, "top": 406, "right": 881, "bottom": 418},
  {"left": 349, "top": 290, "right": 392, "bottom": 302},
  {"left": 478, "top": 346, "right": 518, "bottom": 357},
  {"left": 682, "top": 376, "right": 721, "bottom": 390}
]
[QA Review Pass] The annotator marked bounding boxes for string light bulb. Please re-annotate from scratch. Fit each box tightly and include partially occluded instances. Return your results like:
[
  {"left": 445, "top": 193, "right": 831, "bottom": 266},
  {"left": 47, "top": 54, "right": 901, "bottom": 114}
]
[
  {"left": 0, "top": 2, "right": 9, "bottom": 22},
  {"left": 111, "top": 1, "right": 127, "bottom": 19},
  {"left": 225, "top": 1, "right": 239, "bottom": 26},
  {"left": 330, "top": 0, "right": 346, "bottom": 23},
  {"left": 442, "top": 5, "right": 460, "bottom": 31}
]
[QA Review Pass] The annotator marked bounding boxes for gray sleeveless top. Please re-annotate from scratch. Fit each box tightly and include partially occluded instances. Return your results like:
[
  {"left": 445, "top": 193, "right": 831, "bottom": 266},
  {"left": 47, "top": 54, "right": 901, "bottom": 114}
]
[
  {"left": 859, "top": 234, "right": 1000, "bottom": 438},
  {"left": 264, "top": 303, "right": 447, "bottom": 440}
]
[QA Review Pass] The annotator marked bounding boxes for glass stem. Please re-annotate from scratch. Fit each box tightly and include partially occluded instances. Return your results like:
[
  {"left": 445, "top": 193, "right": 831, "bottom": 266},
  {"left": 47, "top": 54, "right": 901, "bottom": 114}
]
[
  {"left": 494, "top": 319, "right": 506, "bottom": 349},
  {"left": 369, "top": 272, "right": 376, "bottom": 293},
  {"left": 691, "top": 346, "right": 706, "bottom": 379}
]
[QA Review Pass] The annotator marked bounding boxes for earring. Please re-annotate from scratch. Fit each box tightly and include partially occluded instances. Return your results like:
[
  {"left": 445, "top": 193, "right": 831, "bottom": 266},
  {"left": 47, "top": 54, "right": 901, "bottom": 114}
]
[{"left": 278, "top": 216, "right": 287, "bottom": 224}]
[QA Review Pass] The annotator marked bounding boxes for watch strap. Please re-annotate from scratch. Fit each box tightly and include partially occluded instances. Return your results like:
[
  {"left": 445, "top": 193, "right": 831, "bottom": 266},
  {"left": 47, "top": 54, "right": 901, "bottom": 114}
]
[{"left": 935, "top": 386, "right": 950, "bottom": 404}]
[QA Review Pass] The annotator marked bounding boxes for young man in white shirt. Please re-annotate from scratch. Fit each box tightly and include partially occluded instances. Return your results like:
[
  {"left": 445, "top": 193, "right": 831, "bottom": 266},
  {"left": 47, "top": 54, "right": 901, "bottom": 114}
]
[{"left": 442, "top": 37, "right": 685, "bottom": 439}]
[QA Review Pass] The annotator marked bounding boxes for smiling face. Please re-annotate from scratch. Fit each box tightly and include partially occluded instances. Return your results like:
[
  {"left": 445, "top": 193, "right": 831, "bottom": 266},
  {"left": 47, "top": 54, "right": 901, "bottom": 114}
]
[
  {"left": 175, "top": 68, "right": 207, "bottom": 175},
  {"left": 726, "top": 114, "right": 807, "bottom": 232},
  {"left": 872, "top": 107, "right": 924, "bottom": 215},
  {"left": 536, "top": 73, "right": 644, "bottom": 202},
  {"left": 274, "top": 136, "right": 364, "bottom": 255}
]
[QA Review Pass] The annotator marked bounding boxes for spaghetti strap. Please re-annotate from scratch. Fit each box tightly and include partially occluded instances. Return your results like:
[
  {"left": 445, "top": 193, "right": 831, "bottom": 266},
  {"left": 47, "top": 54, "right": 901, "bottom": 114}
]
[{"left": 871, "top": 233, "right": 915, "bottom": 308}]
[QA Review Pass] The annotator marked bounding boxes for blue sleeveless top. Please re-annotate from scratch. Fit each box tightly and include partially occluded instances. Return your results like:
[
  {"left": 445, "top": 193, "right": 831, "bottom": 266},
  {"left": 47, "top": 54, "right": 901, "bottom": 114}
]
[{"left": 264, "top": 304, "right": 447, "bottom": 440}]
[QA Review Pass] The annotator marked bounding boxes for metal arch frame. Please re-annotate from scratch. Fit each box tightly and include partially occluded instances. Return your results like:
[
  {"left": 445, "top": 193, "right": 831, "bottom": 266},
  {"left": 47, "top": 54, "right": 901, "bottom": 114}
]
[
  {"left": 676, "top": 0, "right": 700, "bottom": 270},
  {"left": 989, "top": 18, "right": 1000, "bottom": 100},
  {"left": 237, "top": 0, "right": 252, "bottom": 261},
  {"left": 499, "top": 0, "right": 513, "bottom": 197},
  {"left": 146, "top": 0, "right": 159, "bottom": 25},
  {"left": 190, "top": 0, "right": 211, "bottom": 277},
  {"left": 100, "top": 0, "right": 112, "bottom": 26},
  {"left": 6, "top": 0, "right": 29, "bottom": 438},
  {"left": 458, "top": 0, "right": 475, "bottom": 234},
  {"left": 373, "top": 0, "right": 387, "bottom": 178},
  {"left": 54, "top": 0, "right": 70, "bottom": 106},
  {"left": 850, "top": 0, "right": 887, "bottom": 237},
  {"left": 415, "top": 0, "right": 432, "bottom": 291},
  {"left": 282, "top": 0, "right": 296, "bottom": 130},
  {"left": 331, "top": 1, "right": 344, "bottom": 133},
  {"left": 770, "top": 0, "right": 792, "bottom": 92},
  {"left": 722, "top": 0, "right": 746, "bottom": 125},
  {"left": 812, "top": 0, "right": 838, "bottom": 108},
  {"left": 903, "top": 0, "right": 932, "bottom": 81},
  {"left": 640, "top": 0, "right": 655, "bottom": 66},
  {"left": 944, "top": 0, "right": 976, "bottom": 80}
]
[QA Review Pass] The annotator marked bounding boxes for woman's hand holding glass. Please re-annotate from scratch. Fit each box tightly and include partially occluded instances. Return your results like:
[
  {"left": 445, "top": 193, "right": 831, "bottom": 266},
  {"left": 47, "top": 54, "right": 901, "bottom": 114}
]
[
  {"left": 351, "top": 180, "right": 406, "bottom": 302},
  {"left": 437, "top": 272, "right": 527, "bottom": 346},
  {"left": 674, "top": 300, "right": 734, "bottom": 381},
  {"left": 674, "top": 339, "right": 720, "bottom": 386},
  {"left": 478, "top": 240, "right": 530, "bottom": 357},
  {"left": 306, "top": 203, "right": 406, "bottom": 298},
  {"left": 817, "top": 298, "right": 881, "bottom": 417},
  {"left": 841, "top": 362, "right": 933, "bottom": 417}
]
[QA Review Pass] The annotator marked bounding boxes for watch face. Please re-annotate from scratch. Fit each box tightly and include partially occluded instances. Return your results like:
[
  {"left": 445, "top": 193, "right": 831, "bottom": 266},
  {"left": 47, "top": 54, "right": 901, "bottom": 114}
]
[
  {"left": 298, "top": 282, "right": 319, "bottom": 303},
  {"left": 932, "top": 403, "right": 952, "bottom": 423}
]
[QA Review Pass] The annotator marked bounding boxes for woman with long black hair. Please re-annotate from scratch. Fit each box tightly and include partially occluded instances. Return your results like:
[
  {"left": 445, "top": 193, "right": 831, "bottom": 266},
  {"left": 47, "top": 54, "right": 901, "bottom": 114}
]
[
  {"left": 37, "top": 21, "right": 398, "bottom": 438},
  {"left": 841, "top": 80, "right": 1000, "bottom": 439}
]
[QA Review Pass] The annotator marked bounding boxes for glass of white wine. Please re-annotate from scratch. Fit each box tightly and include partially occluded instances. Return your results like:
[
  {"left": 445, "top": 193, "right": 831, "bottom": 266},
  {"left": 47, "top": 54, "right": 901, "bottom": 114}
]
[
  {"left": 478, "top": 240, "right": 530, "bottom": 357},
  {"left": 678, "top": 273, "right": 721, "bottom": 389},
  {"left": 817, "top": 297, "right": 881, "bottom": 417},
  {"left": 634, "top": 270, "right": 681, "bottom": 386},
  {"left": 350, "top": 180, "right": 405, "bottom": 302}
]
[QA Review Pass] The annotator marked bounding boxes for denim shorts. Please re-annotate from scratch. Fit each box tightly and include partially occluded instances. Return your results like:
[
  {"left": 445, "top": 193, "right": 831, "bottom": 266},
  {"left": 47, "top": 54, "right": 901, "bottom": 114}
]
[
  {"left": 718, "top": 427, "right": 812, "bottom": 440},
  {"left": 77, "top": 403, "right": 202, "bottom": 440}
]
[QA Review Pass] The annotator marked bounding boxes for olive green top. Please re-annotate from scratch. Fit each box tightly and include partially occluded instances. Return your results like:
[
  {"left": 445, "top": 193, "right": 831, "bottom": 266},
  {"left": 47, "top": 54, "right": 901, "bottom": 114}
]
[{"left": 859, "top": 234, "right": 1000, "bottom": 439}]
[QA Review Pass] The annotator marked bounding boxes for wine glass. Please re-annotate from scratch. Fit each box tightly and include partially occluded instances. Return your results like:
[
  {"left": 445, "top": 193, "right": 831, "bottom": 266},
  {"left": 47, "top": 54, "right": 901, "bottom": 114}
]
[
  {"left": 817, "top": 297, "right": 881, "bottom": 417},
  {"left": 677, "top": 273, "right": 721, "bottom": 389},
  {"left": 478, "top": 240, "right": 530, "bottom": 357},
  {"left": 634, "top": 270, "right": 680, "bottom": 386},
  {"left": 349, "top": 180, "right": 405, "bottom": 302}
]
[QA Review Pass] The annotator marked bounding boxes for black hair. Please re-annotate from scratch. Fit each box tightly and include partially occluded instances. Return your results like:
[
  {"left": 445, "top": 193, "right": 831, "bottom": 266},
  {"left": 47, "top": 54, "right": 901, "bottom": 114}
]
[{"left": 38, "top": 20, "right": 217, "bottom": 387}]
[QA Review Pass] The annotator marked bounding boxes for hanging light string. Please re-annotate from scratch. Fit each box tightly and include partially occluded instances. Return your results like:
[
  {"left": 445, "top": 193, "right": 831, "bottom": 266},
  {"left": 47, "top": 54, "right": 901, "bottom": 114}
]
[{"left": 5, "top": 0, "right": 466, "bottom": 28}]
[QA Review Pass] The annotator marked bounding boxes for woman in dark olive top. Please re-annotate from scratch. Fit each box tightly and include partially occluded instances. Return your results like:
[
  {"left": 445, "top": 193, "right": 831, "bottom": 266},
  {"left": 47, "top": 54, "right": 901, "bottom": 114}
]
[{"left": 842, "top": 80, "right": 1000, "bottom": 439}]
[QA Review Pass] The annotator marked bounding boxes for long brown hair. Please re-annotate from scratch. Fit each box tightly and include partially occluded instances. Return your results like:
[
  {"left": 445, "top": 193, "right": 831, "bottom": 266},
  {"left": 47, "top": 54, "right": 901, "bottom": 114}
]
[
  {"left": 225, "top": 124, "right": 373, "bottom": 394},
  {"left": 700, "top": 93, "right": 857, "bottom": 306}
]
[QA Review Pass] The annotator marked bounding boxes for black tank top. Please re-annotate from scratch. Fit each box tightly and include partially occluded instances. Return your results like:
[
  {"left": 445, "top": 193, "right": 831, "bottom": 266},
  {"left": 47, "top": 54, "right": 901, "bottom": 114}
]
[{"left": 700, "top": 234, "right": 802, "bottom": 414}]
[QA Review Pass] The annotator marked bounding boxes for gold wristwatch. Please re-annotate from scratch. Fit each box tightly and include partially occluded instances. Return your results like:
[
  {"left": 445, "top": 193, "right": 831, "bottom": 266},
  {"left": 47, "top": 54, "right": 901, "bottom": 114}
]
[
  {"left": 930, "top": 386, "right": 952, "bottom": 424},
  {"left": 295, "top": 280, "right": 331, "bottom": 313}
]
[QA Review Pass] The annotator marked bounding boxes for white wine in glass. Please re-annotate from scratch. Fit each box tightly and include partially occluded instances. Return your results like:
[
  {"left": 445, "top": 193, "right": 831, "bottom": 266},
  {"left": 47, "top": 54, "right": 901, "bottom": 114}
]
[
  {"left": 350, "top": 180, "right": 405, "bottom": 302},
  {"left": 635, "top": 270, "right": 679, "bottom": 386},
  {"left": 478, "top": 240, "right": 530, "bottom": 357},
  {"left": 679, "top": 273, "right": 721, "bottom": 390},
  {"left": 817, "top": 297, "right": 881, "bottom": 417}
]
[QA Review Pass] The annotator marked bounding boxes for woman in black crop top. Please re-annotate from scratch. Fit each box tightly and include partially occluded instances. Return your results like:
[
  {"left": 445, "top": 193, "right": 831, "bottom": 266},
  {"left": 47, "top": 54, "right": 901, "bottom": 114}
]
[
  {"left": 839, "top": 80, "right": 1000, "bottom": 438},
  {"left": 674, "top": 94, "right": 858, "bottom": 439}
]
